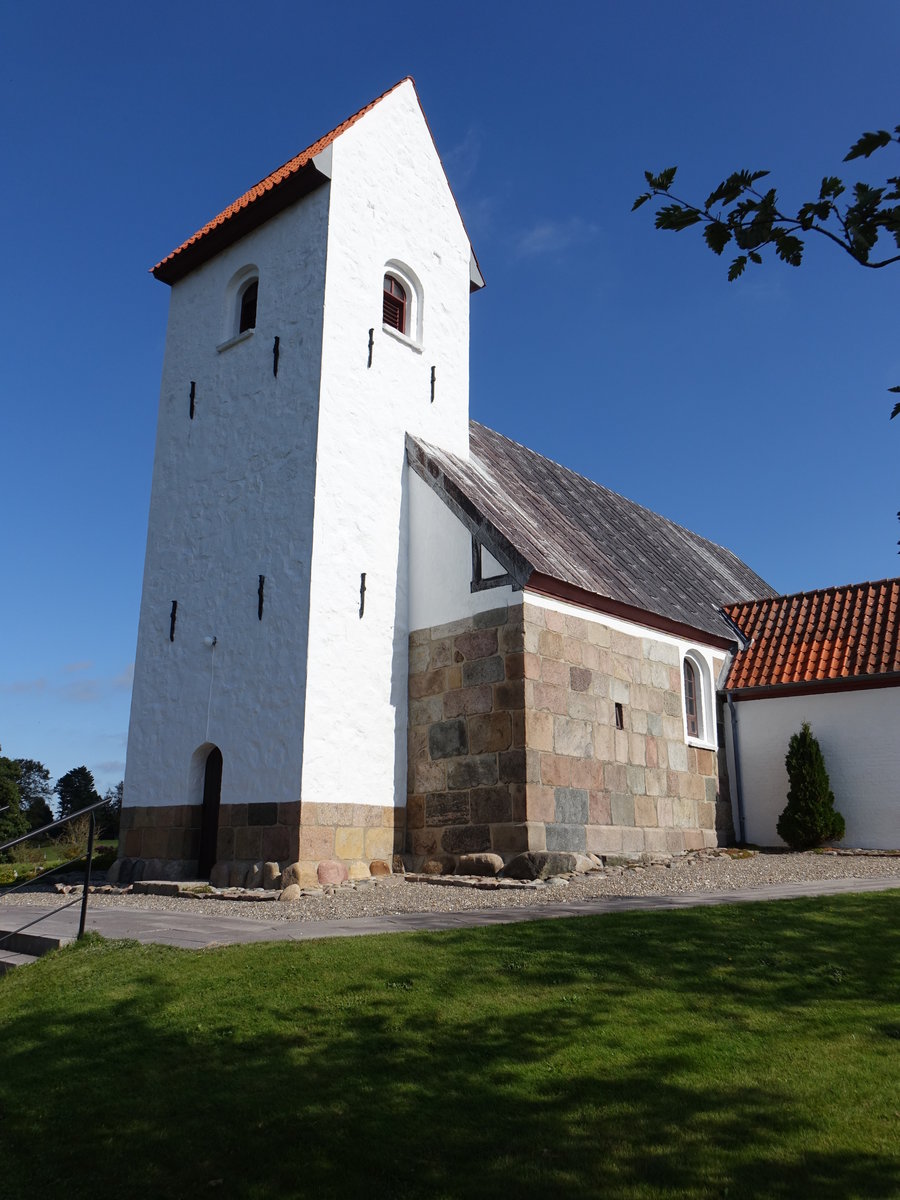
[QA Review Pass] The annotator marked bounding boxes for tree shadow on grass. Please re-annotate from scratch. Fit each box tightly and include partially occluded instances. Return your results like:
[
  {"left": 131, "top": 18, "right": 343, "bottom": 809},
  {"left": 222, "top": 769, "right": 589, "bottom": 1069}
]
[{"left": 0, "top": 894, "right": 897, "bottom": 1200}]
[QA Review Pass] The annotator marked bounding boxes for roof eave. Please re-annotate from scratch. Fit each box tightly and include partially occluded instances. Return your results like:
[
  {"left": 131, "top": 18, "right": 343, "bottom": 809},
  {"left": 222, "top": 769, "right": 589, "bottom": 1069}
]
[
  {"left": 405, "top": 434, "right": 531, "bottom": 585},
  {"left": 727, "top": 671, "right": 900, "bottom": 701},
  {"left": 527, "top": 573, "right": 738, "bottom": 651},
  {"left": 151, "top": 160, "right": 331, "bottom": 286}
]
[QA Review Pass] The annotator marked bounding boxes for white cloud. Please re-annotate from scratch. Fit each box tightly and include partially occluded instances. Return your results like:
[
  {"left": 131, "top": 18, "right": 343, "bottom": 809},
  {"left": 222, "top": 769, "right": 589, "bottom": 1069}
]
[
  {"left": 1, "top": 677, "right": 49, "bottom": 694},
  {"left": 515, "top": 216, "right": 599, "bottom": 258},
  {"left": 112, "top": 663, "right": 134, "bottom": 691},
  {"left": 2, "top": 662, "right": 134, "bottom": 705},
  {"left": 443, "top": 126, "right": 482, "bottom": 189}
]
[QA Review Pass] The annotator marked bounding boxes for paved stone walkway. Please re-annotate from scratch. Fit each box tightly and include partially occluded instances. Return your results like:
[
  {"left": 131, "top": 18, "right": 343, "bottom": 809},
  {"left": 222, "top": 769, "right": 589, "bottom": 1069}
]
[{"left": 3, "top": 875, "right": 898, "bottom": 951}]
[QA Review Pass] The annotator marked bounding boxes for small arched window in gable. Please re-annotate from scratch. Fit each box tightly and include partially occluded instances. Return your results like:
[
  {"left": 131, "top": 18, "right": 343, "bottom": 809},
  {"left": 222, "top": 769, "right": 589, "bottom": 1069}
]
[
  {"left": 683, "top": 658, "right": 700, "bottom": 739},
  {"left": 238, "top": 278, "right": 258, "bottom": 333},
  {"left": 383, "top": 274, "right": 407, "bottom": 333}
]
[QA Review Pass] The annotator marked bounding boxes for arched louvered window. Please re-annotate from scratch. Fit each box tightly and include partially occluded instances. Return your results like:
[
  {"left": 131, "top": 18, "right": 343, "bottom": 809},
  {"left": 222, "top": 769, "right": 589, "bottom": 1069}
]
[
  {"left": 683, "top": 658, "right": 700, "bottom": 739},
  {"left": 239, "top": 278, "right": 258, "bottom": 333},
  {"left": 383, "top": 274, "right": 407, "bottom": 333}
]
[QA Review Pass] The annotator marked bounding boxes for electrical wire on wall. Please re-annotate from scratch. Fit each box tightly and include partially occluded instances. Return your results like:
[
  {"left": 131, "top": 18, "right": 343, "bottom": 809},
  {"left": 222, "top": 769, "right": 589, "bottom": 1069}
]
[{"left": 204, "top": 636, "right": 218, "bottom": 742}]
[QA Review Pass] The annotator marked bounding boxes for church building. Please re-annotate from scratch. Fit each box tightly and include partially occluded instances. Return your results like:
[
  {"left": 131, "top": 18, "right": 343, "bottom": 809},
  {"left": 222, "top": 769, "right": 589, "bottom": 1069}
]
[{"left": 120, "top": 78, "right": 791, "bottom": 884}]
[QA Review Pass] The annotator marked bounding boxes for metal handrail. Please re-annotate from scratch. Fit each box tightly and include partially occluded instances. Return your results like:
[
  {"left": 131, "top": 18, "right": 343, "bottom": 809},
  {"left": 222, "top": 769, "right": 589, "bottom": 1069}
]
[
  {"left": 0, "top": 799, "right": 107, "bottom": 945},
  {"left": 0, "top": 797, "right": 107, "bottom": 854}
]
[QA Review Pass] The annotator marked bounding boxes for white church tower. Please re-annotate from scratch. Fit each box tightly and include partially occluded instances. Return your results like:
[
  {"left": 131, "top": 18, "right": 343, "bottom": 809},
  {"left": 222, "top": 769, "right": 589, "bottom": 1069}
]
[{"left": 121, "top": 79, "right": 483, "bottom": 881}]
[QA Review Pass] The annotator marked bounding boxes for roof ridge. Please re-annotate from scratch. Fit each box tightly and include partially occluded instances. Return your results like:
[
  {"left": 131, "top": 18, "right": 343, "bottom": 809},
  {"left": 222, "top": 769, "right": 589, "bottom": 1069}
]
[
  {"left": 726, "top": 575, "right": 900, "bottom": 613},
  {"left": 226, "top": 76, "right": 415, "bottom": 203},
  {"left": 469, "top": 420, "right": 752, "bottom": 564},
  {"left": 152, "top": 77, "right": 414, "bottom": 278}
]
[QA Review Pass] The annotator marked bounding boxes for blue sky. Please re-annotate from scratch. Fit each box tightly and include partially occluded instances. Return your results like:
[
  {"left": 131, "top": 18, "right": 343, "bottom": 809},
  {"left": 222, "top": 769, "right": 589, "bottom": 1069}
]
[{"left": 2, "top": 1, "right": 898, "bottom": 792}]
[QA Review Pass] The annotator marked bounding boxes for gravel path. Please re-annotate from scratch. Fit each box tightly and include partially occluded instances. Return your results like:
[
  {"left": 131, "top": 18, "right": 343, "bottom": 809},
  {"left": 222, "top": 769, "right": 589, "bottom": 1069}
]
[{"left": 3, "top": 850, "right": 898, "bottom": 925}]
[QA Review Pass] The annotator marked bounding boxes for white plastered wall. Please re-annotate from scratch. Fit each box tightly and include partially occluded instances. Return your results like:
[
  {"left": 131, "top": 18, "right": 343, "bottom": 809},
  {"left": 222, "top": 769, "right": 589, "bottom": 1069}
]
[
  {"left": 408, "top": 471, "right": 518, "bottom": 630},
  {"left": 300, "top": 81, "right": 476, "bottom": 810},
  {"left": 726, "top": 687, "right": 900, "bottom": 849},
  {"left": 124, "top": 186, "right": 329, "bottom": 809}
]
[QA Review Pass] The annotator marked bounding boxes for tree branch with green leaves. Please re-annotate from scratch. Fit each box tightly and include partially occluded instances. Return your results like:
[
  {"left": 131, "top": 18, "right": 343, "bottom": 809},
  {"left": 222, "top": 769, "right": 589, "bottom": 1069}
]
[{"left": 634, "top": 126, "right": 900, "bottom": 422}]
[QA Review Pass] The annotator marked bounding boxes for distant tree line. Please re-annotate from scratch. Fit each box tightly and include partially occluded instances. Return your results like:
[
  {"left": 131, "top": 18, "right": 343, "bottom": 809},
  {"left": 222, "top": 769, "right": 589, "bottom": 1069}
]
[{"left": 0, "top": 746, "right": 122, "bottom": 844}]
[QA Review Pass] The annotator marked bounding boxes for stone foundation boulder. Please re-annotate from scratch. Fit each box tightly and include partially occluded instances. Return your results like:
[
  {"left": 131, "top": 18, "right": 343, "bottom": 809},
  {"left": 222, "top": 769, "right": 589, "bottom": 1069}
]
[
  {"left": 279, "top": 884, "right": 303, "bottom": 902},
  {"left": 281, "top": 862, "right": 318, "bottom": 888},
  {"left": 501, "top": 851, "right": 579, "bottom": 881},
  {"left": 456, "top": 853, "right": 504, "bottom": 877},
  {"left": 317, "top": 859, "right": 349, "bottom": 886},
  {"left": 421, "top": 856, "right": 455, "bottom": 875},
  {"left": 263, "top": 861, "right": 282, "bottom": 890},
  {"left": 209, "top": 862, "right": 230, "bottom": 888},
  {"left": 369, "top": 859, "right": 392, "bottom": 876},
  {"left": 572, "top": 853, "right": 599, "bottom": 874}
]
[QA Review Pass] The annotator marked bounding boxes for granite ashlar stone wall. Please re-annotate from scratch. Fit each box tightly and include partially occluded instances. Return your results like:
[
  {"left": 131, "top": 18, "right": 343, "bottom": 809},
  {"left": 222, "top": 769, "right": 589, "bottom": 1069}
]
[
  {"left": 297, "top": 803, "right": 402, "bottom": 880},
  {"left": 119, "top": 801, "right": 301, "bottom": 873},
  {"left": 407, "top": 605, "right": 528, "bottom": 865},
  {"left": 407, "top": 600, "right": 727, "bottom": 866},
  {"left": 119, "top": 799, "right": 401, "bottom": 881},
  {"left": 521, "top": 603, "right": 722, "bottom": 857}
]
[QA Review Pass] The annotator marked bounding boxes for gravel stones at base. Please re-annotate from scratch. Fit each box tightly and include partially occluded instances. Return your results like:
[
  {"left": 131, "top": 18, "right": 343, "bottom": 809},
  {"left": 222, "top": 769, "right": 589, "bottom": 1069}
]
[{"left": 3, "top": 849, "right": 898, "bottom": 926}]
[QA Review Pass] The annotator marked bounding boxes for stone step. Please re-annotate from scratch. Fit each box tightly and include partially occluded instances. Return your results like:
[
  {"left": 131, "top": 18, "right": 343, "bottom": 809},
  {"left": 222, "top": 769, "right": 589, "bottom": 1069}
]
[
  {"left": 0, "top": 926, "right": 74, "bottom": 959},
  {"left": 0, "top": 949, "right": 40, "bottom": 976}
]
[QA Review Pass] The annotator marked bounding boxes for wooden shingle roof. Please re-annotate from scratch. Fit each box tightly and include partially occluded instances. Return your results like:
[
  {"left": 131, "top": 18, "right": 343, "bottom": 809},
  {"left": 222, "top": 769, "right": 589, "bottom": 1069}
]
[
  {"left": 408, "top": 421, "right": 776, "bottom": 644},
  {"left": 724, "top": 578, "right": 900, "bottom": 692}
]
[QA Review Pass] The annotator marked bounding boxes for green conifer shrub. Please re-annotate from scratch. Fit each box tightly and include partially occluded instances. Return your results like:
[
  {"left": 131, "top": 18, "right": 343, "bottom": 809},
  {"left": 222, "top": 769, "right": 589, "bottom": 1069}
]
[{"left": 776, "top": 722, "right": 845, "bottom": 849}]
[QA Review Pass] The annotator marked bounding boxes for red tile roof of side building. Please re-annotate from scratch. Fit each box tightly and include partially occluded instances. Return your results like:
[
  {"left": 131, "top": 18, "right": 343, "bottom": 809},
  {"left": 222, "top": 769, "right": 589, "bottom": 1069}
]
[
  {"left": 151, "top": 77, "right": 483, "bottom": 288},
  {"left": 724, "top": 577, "right": 900, "bottom": 692}
]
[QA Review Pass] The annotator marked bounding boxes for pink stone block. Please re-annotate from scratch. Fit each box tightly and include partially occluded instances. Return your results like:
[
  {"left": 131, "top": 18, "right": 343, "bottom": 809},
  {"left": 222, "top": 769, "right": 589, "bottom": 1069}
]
[{"left": 317, "top": 860, "right": 349, "bottom": 885}]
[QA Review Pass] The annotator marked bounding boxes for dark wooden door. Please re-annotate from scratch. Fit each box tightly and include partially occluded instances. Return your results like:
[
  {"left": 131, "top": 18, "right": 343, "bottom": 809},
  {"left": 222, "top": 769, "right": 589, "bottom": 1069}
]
[{"left": 197, "top": 747, "right": 223, "bottom": 878}]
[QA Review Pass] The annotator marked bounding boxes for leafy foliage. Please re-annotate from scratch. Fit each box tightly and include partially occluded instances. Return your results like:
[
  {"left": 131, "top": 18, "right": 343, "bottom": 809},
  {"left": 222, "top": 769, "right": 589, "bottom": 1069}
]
[
  {"left": 54, "top": 765, "right": 101, "bottom": 821},
  {"left": 98, "top": 780, "right": 123, "bottom": 839},
  {"left": 14, "top": 757, "right": 54, "bottom": 831},
  {"left": 0, "top": 748, "right": 28, "bottom": 846},
  {"left": 776, "top": 722, "right": 845, "bottom": 850},
  {"left": 635, "top": 125, "right": 900, "bottom": 280},
  {"left": 636, "top": 122, "right": 900, "bottom": 549}
]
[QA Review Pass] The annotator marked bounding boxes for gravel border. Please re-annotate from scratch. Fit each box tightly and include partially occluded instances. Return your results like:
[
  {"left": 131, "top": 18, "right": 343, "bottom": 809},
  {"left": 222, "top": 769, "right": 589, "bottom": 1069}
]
[{"left": 2, "top": 849, "right": 898, "bottom": 925}]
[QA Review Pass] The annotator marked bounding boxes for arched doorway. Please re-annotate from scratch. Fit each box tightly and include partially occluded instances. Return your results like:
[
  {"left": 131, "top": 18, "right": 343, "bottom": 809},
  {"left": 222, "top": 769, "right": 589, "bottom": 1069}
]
[{"left": 197, "top": 746, "right": 223, "bottom": 878}]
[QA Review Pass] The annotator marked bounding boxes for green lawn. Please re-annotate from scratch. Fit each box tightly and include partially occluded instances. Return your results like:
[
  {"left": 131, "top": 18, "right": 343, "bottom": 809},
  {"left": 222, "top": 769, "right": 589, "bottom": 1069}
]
[{"left": 1, "top": 894, "right": 898, "bottom": 1199}]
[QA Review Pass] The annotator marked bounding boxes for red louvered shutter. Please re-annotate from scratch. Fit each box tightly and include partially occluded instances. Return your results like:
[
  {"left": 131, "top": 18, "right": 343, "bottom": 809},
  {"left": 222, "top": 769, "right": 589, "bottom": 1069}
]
[{"left": 383, "top": 275, "right": 407, "bottom": 332}]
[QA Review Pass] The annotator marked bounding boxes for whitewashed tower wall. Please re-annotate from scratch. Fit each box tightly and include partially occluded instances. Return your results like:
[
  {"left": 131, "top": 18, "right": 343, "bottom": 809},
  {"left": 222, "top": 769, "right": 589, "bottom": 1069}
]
[
  {"left": 300, "top": 82, "right": 473, "bottom": 830},
  {"left": 122, "top": 81, "right": 476, "bottom": 877}
]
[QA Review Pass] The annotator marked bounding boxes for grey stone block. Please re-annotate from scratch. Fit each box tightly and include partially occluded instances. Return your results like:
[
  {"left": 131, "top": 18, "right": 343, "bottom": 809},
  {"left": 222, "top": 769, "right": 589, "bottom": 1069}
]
[
  {"left": 429, "top": 719, "right": 469, "bottom": 760},
  {"left": 554, "top": 786, "right": 589, "bottom": 824},
  {"left": 626, "top": 765, "right": 647, "bottom": 795},
  {"left": 426, "top": 792, "right": 470, "bottom": 826},
  {"left": 441, "top": 825, "right": 492, "bottom": 855},
  {"left": 611, "top": 794, "right": 635, "bottom": 826},
  {"left": 447, "top": 755, "right": 499, "bottom": 790},
  {"left": 462, "top": 656, "right": 505, "bottom": 686},
  {"left": 545, "top": 824, "right": 587, "bottom": 852},
  {"left": 470, "top": 785, "right": 512, "bottom": 824}
]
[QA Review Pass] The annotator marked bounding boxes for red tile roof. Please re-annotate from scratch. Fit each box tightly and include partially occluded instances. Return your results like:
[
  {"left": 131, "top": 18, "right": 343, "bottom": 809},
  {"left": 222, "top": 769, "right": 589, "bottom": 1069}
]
[
  {"left": 724, "top": 578, "right": 900, "bottom": 691},
  {"left": 152, "top": 78, "right": 413, "bottom": 283}
]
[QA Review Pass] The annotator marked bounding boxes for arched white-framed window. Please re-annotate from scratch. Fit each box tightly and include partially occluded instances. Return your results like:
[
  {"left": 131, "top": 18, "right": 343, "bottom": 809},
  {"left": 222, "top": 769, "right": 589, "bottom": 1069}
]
[
  {"left": 238, "top": 277, "right": 258, "bottom": 333},
  {"left": 682, "top": 650, "right": 714, "bottom": 746},
  {"left": 382, "top": 260, "right": 423, "bottom": 348},
  {"left": 220, "top": 264, "right": 259, "bottom": 347}
]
